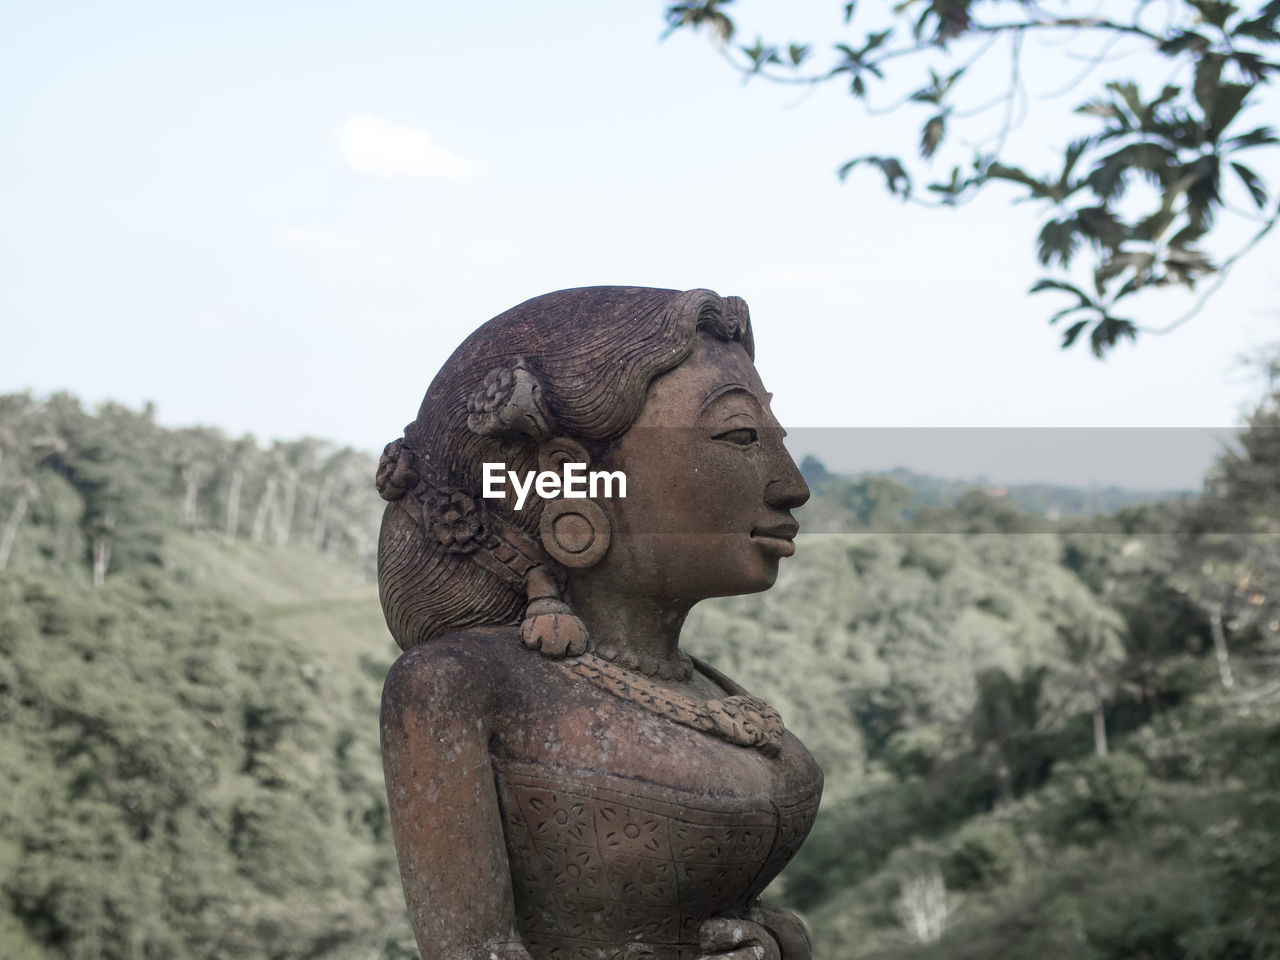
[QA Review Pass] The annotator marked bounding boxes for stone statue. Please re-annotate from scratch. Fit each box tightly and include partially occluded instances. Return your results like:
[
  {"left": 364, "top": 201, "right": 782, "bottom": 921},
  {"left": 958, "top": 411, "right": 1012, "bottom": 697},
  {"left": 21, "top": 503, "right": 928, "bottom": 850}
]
[{"left": 375, "top": 286, "right": 822, "bottom": 960}]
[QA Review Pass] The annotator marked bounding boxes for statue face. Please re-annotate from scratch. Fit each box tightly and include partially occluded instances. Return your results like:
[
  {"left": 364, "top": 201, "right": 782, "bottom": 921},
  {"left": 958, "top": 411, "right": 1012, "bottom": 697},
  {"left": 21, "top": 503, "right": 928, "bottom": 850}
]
[{"left": 588, "top": 335, "right": 810, "bottom": 601}]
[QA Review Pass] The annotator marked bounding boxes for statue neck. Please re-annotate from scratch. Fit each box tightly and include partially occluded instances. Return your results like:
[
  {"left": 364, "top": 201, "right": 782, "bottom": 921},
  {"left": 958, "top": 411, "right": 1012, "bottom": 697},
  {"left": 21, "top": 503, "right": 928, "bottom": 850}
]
[{"left": 566, "top": 582, "right": 693, "bottom": 666}]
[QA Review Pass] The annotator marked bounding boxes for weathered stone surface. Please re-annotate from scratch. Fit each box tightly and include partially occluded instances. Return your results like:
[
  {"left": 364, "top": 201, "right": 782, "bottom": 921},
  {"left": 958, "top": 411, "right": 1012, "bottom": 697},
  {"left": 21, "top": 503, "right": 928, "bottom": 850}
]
[{"left": 375, "top": 287, "right": 822, "bottom": 959}]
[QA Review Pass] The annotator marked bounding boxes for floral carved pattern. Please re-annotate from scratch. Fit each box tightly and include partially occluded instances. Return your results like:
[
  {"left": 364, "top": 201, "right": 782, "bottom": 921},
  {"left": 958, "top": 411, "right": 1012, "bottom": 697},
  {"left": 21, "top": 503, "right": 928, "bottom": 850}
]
[{"left": 422, "top": 487, "right": 484, "bottom": 554}]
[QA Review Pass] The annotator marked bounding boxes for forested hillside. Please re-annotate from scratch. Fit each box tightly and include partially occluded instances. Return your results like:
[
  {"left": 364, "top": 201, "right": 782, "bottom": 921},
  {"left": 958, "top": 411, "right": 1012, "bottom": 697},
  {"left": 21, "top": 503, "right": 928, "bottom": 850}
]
[
  {"left": 0, "top": 391, "right": 1276, "bottom": 959},
  {"left": 0, "top": 393, "right": 383, "bottom": 584}
]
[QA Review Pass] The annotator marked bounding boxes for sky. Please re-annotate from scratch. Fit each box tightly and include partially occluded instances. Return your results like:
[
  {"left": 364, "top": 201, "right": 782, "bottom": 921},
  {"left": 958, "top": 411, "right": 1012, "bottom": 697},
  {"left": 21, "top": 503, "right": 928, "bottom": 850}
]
[{"left": 3, "top": 1, "right": 1277, "bottom": 490}]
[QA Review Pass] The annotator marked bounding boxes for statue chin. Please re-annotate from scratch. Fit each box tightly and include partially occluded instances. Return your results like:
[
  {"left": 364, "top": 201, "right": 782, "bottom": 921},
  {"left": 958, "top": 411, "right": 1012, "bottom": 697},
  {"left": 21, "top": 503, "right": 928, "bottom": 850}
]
[{"left": 375, "top": 286, "right": 821, "bottom": 959}]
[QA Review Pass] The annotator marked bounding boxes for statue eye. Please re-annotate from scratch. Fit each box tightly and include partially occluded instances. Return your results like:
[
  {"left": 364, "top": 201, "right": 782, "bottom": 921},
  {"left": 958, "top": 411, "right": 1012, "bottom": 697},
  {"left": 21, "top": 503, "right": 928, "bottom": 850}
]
[{"left": 713, "top": 427, "right": 759, "bottom": 446}]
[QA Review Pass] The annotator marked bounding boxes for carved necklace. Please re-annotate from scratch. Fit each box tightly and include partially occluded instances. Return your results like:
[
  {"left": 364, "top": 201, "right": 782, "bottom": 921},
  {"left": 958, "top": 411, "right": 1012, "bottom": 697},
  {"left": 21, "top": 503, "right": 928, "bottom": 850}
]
[
  {"left": 590, "top": 642, "right": 693, "bottom": 682},
  {"left": 558, "top": 653, "right": 784, "bottom": 757}
]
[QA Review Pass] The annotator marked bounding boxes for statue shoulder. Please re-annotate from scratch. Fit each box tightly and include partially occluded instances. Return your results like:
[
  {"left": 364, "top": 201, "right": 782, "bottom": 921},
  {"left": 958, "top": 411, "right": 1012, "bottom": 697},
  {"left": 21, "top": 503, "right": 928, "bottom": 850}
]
[{"left": 380, "top": 627, "right": 521, "bottom": 725}]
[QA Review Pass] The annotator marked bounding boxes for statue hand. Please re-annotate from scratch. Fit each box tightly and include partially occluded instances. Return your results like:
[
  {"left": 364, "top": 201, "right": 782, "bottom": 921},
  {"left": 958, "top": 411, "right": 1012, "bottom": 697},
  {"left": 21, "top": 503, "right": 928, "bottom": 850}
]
[
  {"left": 489, "top": 943, "right": 535, "bottom": 960},
  {"left": 696, "top": 916, "right": 781, "bottom": 960},
  {"left": 744, "top": 902, "right": 812, "bottom": 960}
]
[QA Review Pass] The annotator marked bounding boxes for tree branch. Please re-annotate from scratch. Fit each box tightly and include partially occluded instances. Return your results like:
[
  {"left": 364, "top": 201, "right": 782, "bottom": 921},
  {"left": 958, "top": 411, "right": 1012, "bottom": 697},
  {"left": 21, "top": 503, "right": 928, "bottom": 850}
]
[
  {"left": 1141, "top": 198, "right": 1280, "bottom": 336},
  {"left": 969, "top": 18, "right": 1163, "bottom": 44}
]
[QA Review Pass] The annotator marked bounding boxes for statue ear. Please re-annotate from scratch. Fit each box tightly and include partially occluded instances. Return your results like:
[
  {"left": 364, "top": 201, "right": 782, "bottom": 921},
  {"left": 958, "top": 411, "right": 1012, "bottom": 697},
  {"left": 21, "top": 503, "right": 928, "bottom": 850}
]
[{"left": 535, "top": 436, "right": 611, "bottom": 568}]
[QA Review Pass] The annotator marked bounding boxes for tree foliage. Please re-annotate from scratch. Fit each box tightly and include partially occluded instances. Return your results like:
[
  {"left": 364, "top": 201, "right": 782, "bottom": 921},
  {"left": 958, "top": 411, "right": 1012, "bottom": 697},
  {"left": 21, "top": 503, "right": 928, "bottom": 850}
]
[
  {"left": 0, "top": 572, "right": 413, "bottom": 960},
  {"left": 0, "top": 393, "right": 382, "bottom": 585},
  {"left": 664, "top": 0, "right": 1280, "bottom": 356}
]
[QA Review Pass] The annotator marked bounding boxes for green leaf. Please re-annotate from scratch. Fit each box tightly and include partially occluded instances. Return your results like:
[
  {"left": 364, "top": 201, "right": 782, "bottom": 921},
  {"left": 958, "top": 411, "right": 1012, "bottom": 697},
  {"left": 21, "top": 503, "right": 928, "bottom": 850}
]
[
  {"left": 1076, "top": 99, "right": 1122, "bottom": 119},
  {"left": 1207, "top": 83, "right": 1253, "bottom": 141},
  {"left": 1089, "top": 317, "right": 1137, "bottom": 358},
  {"left": 1195, "top": 56, "right": 1226, "bottom": 115},
  {"left": 1059, "top": 137, "right": 1092, "bottom": 187},
  {"left": 1075, "top": 206, "right": 1127, "bottom": 248},
  {"left": 1133, "top": 205, "right": 1178, "bottom": 243},
  {"left": 1112, "top": 274, "right": 1150, "bottom": 302},
  {"left": 926, "top": 165, "right": 964, "bottom": 202},
  {"left": 1095, "top": 250, "right": 1156, "bottom": 289},
  {"left": 1030, "top": 278, "right": 1084, "bottom": 296},
  {"left": 1061, "top": 320, "right": 1091, "bottom": 348},
  {"left": 1188, "top": 0, "right": 1239, "bottom": 29},
  {"left": 1168, "top": 223, "right": 1208, "bottom": 250},
  {"left": 1038, "top": 218, "right": 1081, "bottom": 268},
  {"left": 1231, "top": 161, "right": 1269, "bottom": 207},
  {"left": 1167, "top": 245, "right": 1215, "bottom": 270},
  {"left": 920, "top": 115, "right": 946, "bottom": 158},
  {"left": 662, "top": 1, "right": 736, "bottom": 41},
  {"left": 1163, "top": 245, "right": 1215, "bottom": 287},
  {"left": 862, "top": 29, "right": 891, "bottom": 55},
  {"left": 913, "top": 7, "right": 931, "bottom": 42},
  {"left": 911, "top": 66, "right": 967, "bottom": 106},
  {"left": 1185, "top": 154, "right": 1222, "bottom": 232},
  {"left": 1225, "top": 125, "right": 1279, "bottom": 151},
  {"left": 1086, "top": 143, "right": 1176, "bottom": 202},
  {"left": 1106, "top": 81, "right": 1145, "bottom": 120},
  {"left": 838, "top": 155, "right": 912, "bottom": 197},
  {"left": 1030, "top": 278, "right": 1094, "bottom": 311},
  {"left": 1228, "top": 51, "right": 1274, "bottom": 83},
  {"left": 928, "top": 0, "right": 974, "bottom": 41},
  {"left": 788, "top": 43, "right": 810, "bottom": 66},
  {"left": 844, "top": 1, "right": 857, "bottom": 23},
  {"left": 1158, "top": 31, "right": 1211, "bottom": 55},
  {"left": 740, "top": 37, "right": 782, "bottom": 69},
  {"left": 1085, "top": 154, "right": 1130, "bottom": 203},
  {"left": 986, "top": 162, "right": 1058, "bottom": 200},
  {"left": 1233, "top": 12, "right": 1280, "bottom": 41}
]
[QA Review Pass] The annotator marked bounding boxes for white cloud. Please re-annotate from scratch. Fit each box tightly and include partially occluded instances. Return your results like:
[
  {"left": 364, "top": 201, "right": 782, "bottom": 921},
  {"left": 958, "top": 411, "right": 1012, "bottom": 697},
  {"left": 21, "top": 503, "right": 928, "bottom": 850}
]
[{"left": 334, "top": 113, "right": 476, "bottom": 181}]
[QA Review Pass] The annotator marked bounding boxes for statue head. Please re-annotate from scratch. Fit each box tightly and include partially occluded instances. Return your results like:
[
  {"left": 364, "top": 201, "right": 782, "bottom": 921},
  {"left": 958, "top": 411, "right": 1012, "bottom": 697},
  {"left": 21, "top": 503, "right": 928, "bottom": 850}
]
[{"left": 375, "top": 285, "right": 808, "bottom": 652}]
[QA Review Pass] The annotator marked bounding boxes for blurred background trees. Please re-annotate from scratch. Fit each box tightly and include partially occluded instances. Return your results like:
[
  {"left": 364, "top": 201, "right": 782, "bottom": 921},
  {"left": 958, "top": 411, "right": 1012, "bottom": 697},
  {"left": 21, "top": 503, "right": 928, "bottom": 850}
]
[
  {"left": 0, "top": 393, "right": 381, "bottom": 586},
  {"left": 0, "top": 387, "right": 1277, "bottom": 958}
]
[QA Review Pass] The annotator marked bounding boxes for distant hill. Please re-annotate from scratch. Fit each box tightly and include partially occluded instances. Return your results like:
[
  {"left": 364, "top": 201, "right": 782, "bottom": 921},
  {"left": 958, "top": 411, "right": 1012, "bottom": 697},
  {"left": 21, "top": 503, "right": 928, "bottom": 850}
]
[{"left": 798, "top": 456, "right": 1192, "bottom": 533}]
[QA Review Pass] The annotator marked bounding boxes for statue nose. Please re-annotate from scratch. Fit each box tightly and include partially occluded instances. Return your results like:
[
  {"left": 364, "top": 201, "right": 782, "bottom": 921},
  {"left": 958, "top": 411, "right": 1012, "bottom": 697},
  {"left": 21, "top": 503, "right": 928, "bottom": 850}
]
[{"left": 765, "top": 455, "right": 810, "bottom": 510}]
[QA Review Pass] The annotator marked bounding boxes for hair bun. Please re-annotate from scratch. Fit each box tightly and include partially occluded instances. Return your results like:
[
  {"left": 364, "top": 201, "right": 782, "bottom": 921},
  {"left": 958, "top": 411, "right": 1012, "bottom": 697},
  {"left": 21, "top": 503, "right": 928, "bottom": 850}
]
[
  {"left": 466, "top": 358, "right": 553, "bottom": 444},
  {"left": 376, "top": 438, "right": 420, "bottom": 501}
]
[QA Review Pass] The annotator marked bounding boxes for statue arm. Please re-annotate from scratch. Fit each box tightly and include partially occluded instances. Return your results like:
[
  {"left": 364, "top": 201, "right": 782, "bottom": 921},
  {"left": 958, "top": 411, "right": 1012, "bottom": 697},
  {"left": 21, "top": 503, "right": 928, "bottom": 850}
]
[{"left": 380, "top": 645, "right": 530, "bottom": 960}]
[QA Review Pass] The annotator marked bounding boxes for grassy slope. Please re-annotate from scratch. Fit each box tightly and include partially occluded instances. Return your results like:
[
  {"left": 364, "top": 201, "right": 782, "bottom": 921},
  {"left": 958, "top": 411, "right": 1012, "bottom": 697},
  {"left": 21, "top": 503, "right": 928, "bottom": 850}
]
[{"left": 165, "top": 532, "right": 400, "bottom": 673}]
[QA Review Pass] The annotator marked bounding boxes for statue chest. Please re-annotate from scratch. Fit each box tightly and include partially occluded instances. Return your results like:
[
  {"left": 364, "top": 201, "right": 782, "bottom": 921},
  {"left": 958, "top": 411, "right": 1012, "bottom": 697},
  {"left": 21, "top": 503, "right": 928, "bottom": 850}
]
[{"left": 489, "top": 669, "right": 821, "bottom": 959}]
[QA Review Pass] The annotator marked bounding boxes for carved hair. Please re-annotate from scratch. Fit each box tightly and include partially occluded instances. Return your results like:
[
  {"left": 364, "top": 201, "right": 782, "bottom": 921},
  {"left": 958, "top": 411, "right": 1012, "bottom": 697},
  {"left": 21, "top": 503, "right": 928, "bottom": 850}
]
[{"left": 376, "top": 286, "right": 753, "bottom": 650}]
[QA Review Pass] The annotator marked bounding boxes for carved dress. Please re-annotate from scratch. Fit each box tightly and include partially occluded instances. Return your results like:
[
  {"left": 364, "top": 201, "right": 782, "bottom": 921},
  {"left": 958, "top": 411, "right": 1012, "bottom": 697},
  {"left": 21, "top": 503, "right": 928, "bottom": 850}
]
[{"left": 382, "top": 629, "right": 823, "bottom": 960}]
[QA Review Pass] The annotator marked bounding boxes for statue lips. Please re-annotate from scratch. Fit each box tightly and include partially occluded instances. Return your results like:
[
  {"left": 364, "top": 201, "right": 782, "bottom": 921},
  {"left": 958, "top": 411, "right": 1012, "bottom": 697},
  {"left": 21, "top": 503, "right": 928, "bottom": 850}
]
[{"left": 750, "top": 519, "right": 799, "bottom": 557}]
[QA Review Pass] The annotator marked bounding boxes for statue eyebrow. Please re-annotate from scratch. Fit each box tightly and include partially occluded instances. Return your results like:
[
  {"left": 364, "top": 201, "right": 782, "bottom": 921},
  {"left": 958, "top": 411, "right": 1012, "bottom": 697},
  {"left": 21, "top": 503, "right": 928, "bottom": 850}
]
[{"left": 698, "top": 382, "right": 762, "bottom": 416}]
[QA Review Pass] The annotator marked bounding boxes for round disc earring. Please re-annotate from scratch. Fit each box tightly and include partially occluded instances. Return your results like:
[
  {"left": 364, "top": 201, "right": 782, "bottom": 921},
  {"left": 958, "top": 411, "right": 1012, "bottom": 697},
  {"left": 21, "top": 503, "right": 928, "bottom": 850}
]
[{"left": 539, "top": 498, "right": 611, "bottom": 568}]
